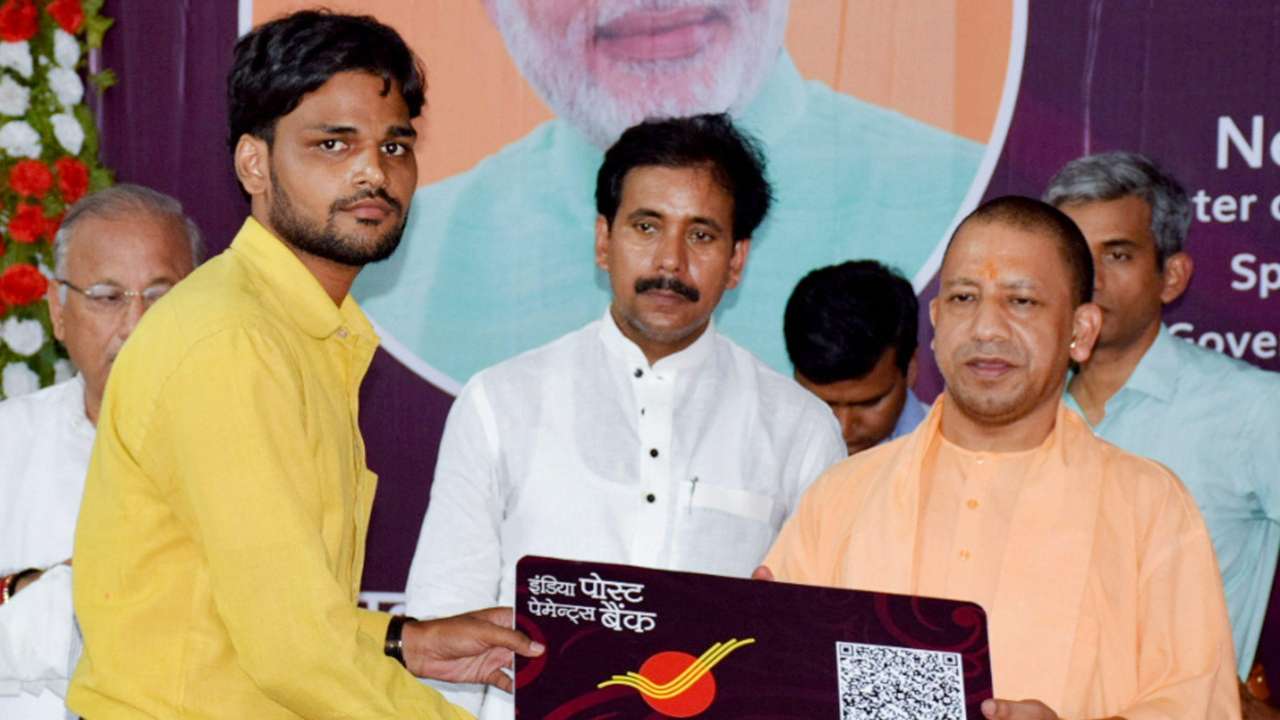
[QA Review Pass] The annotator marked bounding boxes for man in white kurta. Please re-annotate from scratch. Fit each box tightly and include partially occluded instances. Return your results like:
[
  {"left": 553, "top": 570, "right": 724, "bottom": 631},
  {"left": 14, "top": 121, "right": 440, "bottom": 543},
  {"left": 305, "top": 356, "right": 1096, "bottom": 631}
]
[
  {"left": 0, "top": 184, "right": 199, "bottom": 719},
  {"left": 407, "top": 115, "right": 846, "bottom": 718},
  {"left": 0, "top": 374, "right": 93, "bottom": 718}
]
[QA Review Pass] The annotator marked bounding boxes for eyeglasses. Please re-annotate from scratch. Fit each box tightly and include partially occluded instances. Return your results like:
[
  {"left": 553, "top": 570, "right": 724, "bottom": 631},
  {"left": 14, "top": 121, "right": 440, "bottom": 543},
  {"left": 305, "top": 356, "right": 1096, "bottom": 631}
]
[{"left": 57, "top": 278, "right": 174, "bottom": 313}]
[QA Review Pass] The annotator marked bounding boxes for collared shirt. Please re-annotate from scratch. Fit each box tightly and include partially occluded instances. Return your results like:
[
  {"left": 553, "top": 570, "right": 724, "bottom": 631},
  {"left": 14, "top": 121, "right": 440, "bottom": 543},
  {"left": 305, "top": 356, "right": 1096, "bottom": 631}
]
[
  {"left": 408, "top": 310, "right": 846, "bottom": 718},
  {"left": 766, "top": 397, "right": 1240, "bottom": 719},
  {"left": 0, "top": 375, "right": 92, "bottom": 719},
  {"left": 68, "top": 218, "right": 468, "bottom": 720},
  {"left": 1066, "top": 324, "right": 1280, "bottom": 679},
  {"left": 355, "top": 52, "right": 983, "bottom": 385},
  {"left": 889, "top": 388, "right": 928, "bottom": 442}
]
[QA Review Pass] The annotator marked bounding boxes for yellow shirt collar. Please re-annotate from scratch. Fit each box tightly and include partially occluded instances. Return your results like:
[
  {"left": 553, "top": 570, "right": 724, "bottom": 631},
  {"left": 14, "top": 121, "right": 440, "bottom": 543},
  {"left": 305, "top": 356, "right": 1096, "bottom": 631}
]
[{"left": 229, "top": 216, "right": 376, "bottom": 343}]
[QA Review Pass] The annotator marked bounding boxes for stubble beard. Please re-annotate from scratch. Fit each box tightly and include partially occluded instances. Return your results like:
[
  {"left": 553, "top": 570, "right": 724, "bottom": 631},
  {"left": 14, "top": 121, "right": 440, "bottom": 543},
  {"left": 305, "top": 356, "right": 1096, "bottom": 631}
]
[{"left": 268, "top": 169, "right": 406, "bottom": 268}]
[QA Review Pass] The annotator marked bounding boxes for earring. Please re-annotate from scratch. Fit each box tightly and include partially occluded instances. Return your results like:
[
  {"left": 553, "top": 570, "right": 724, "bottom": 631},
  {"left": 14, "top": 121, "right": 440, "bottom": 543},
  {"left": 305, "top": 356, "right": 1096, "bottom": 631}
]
[{"left": 1069, "top": 338, "right": 1078, "bottom": 349}]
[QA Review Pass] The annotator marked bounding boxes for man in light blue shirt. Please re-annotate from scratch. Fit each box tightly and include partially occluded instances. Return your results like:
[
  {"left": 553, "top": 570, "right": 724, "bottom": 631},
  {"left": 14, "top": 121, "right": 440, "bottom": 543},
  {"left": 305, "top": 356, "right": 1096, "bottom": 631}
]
[
  {"left": 1048, "top": 151, "right": 1280, "bottom": 685},
  {"left": 783, "top": 260, "right": 927, "bottom": 456},
  {"left": 354, "top": 0, "right": 983, "bottom": 386}
]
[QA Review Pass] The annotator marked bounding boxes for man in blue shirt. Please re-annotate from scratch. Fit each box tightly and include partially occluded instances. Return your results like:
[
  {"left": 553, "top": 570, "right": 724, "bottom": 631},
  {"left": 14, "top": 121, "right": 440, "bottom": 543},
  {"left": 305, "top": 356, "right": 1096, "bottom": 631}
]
[
  {"left": 1047, "top": 151, "right": 1280, "bottom": 693},
  {"left": 354, "top": 0, "right": 983, "bottom": 385},
  {"left": 783, "top": 260, "right": 926, "bottom": 456}
]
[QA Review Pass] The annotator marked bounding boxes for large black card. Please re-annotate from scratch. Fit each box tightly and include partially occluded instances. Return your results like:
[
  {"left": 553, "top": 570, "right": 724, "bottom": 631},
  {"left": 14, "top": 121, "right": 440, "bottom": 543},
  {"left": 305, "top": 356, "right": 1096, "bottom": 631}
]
[{"left": 514, "top": 556, "right": 992, "bottom": 718}]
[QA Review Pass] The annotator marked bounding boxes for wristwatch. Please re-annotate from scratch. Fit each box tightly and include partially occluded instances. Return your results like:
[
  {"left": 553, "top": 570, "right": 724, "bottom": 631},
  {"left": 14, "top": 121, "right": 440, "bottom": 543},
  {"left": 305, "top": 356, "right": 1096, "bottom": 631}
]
[
  {"left": 0, "top": 568, "right": 39, "bottom": 605},
  {"left": 384, "top": 614, "right": 415, "bottom": 666}
]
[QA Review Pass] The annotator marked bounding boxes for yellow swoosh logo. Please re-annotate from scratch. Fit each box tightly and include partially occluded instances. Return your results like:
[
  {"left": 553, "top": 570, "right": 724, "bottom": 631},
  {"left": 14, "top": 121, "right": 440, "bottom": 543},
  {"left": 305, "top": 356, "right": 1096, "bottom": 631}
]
[{"left": 597, "top": 638, "right": 755, "bottom": 700}]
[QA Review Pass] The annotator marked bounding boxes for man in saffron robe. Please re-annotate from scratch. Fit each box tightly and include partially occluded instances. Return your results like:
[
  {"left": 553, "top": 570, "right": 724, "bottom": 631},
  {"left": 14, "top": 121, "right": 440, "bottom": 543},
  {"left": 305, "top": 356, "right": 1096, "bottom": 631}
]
[{"left": 760, "top": 196, "right": 1240, "bottom": 719}]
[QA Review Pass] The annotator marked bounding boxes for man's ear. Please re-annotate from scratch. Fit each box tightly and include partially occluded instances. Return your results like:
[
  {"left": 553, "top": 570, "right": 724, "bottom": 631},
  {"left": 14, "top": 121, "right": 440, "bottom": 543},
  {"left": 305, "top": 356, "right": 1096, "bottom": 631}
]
[
  {"left": 234, "top": 134, "right": 270, "bottom": 199},
  {"left": 1159, "top": 251, "right": 1193, "bottom": 305},
  {"left": 594, "top": 215, "right": 611, "bottom": 271},
  {"left": 905, "top": 350, "right": 919, "bottom": 388},
  {"left": 725, "top": 238, "right": 751, "bottom": 290},
  {"left": 1069, "top": 302, "right": 1103, "bottom": 365},
  {"left": 46, "top": 281, "right": 65, "bottom": 343}
]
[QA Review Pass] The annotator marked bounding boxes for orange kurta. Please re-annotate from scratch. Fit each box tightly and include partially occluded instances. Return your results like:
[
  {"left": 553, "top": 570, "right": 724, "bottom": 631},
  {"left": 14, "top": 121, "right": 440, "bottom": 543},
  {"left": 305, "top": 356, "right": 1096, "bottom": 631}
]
[{"left": 766, "top": 396, "right": 1240, "bottom": 719}]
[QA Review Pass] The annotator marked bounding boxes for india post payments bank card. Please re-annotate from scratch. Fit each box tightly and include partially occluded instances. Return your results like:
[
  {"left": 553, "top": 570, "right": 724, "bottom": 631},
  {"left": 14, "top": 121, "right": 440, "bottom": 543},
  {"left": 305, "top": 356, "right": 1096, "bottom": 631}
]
[{"left": 514, "top": 556, "right": 992, "bottom": 719}]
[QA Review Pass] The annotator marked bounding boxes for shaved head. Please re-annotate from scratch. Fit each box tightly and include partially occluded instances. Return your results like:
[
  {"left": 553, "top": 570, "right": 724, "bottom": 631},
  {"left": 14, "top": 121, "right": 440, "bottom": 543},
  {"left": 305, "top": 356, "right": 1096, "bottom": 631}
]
[{"left": 944, "top": 196, "right": 1094, "bottom": 306}]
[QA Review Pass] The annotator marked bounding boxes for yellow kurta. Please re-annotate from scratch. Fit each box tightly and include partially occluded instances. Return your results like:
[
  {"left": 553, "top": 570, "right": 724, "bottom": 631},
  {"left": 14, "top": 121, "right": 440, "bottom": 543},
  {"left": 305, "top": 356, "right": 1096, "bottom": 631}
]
[
  {"left": 766, "top": 396, "right": 1240, "bottom": 719},
  {"left": 68, "top": 218, "right": 470, "bottom": 719}
]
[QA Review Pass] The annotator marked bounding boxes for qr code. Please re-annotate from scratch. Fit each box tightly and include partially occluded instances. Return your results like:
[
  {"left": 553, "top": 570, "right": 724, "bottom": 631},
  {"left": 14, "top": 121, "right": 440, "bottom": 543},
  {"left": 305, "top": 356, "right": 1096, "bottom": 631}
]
[{"left": 835, "top": 641, "right": 965, "bottom": 720}]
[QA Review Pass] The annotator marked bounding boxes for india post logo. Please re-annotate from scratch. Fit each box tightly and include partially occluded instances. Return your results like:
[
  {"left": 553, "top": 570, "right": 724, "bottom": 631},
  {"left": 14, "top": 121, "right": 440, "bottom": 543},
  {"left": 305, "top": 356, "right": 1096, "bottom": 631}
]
[{"left": 597, "top": 638, "right": 755, "bottom": 717}]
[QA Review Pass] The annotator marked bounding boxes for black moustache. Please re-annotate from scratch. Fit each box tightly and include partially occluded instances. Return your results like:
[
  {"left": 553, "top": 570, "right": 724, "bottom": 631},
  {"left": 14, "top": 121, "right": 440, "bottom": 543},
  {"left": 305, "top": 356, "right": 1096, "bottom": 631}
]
[
  {"left": 635, "top": 276, "right": 700, "bottom": 302},
  {"left": 331, "top": 188, "right": 402, "bottom": 214}
]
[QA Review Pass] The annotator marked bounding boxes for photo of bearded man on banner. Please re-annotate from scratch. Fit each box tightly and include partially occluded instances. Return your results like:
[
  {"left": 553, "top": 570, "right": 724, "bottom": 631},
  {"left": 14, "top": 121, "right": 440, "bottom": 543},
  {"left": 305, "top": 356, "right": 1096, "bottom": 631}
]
[{"left": 354, "top": 0, "right": 999, "bottom": 386}]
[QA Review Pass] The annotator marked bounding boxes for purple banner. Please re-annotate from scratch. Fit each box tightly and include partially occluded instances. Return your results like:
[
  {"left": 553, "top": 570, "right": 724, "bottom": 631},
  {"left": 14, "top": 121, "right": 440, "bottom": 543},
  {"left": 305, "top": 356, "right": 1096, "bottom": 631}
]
[{"left": 917, "top": 2, "right": 1280, "bottom": 396}]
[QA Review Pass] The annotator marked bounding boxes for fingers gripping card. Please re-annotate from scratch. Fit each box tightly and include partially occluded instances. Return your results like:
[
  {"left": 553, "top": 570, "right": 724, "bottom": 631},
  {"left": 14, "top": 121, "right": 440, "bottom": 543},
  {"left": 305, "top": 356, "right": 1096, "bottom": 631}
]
[{"left": 514, "top": 556, "right": 992, "bottom": 719}]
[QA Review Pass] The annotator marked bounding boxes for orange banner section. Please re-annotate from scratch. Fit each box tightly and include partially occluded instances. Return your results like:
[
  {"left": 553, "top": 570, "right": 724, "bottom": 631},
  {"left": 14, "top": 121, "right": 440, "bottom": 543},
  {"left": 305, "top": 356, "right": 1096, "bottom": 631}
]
[{"left": 252, "top": 1, "right": 1010, "bottom": 186}]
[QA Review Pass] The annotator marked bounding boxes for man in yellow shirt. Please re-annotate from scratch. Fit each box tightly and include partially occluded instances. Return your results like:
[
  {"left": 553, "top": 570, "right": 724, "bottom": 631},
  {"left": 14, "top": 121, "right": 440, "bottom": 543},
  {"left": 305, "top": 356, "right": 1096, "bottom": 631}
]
[
  {"left": 761, "top": 196, "right": 1240, "bottom": 719},
  {"left": 68, "top": 11, "right": 541, "bottom": 719}
]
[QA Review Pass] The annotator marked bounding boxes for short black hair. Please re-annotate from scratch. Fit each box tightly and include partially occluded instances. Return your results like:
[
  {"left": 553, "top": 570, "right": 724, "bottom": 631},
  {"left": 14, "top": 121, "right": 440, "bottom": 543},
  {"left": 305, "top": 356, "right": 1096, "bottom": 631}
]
[
  {"left": 946, "top": 195, "right": 1094, "bottom": 306},
  {"left": 784, "top": 261, "right": 919, "bottom": 384},
  {"left": 595, "top": 114, "right": 772, "bottom": 241},
  {"left": 227, "top": 10, "right": 426, "bottom": 155}
]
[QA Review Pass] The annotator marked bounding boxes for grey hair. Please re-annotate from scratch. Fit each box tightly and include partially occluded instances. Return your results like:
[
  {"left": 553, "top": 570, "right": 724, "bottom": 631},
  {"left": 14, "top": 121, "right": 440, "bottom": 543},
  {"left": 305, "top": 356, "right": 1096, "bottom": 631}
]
[
  {"left": 53, "top": 184, "right": 204, "bottom": 299},
  {"left": 1043, "top": 151, "right": 1191, "bottom": 267}
]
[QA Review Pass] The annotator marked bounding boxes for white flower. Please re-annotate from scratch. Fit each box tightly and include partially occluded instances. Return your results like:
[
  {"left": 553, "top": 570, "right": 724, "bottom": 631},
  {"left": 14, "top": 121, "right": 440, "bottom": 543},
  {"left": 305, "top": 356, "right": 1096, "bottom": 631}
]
[
  {"left": 1, "top": 317, "right": 45, "bottom": 356},
  {"left": 0, "top": 119, "right": 40, "bottom": 158},
  {"left": 2, "top": 361, "right": 39, "bottom": 398},
  {"left": 51, "top": 113, "right": 83, "bottom": 155},
  {"left": 53, "top": 358, "right": 75, "bottom": 384},
  {"left": 47, "top": 67, "right": 83, "bottom": 108},
  {"left": 53, "top": 30, "right": 80, "bottom": 69},
  {"left": 0, "top": 74, "right": 29, "bottom": 116},
  {"left": 0, "top": 41, "right": 33, "bottom": 79}
]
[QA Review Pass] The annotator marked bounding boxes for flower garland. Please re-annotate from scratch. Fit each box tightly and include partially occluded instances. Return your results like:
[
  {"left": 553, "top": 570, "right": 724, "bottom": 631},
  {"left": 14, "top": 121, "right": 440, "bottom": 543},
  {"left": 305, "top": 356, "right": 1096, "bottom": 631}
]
[{"left": 0, "top": 0, "right": 112, "bottom": 399}]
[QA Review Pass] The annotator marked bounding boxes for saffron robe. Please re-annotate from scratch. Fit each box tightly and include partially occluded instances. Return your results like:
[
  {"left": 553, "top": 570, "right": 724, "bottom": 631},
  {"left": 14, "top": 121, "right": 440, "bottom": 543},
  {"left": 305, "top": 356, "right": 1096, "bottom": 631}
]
[{"left": 766, "top": 397, "right": 1240, "bottom": 719}]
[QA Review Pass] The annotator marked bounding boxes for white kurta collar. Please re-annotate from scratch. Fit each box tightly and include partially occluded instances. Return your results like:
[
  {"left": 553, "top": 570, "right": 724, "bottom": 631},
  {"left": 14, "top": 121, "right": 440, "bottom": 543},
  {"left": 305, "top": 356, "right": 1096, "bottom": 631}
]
[{"left": 596, "top": 307, "right": 717, "bottom": 374}]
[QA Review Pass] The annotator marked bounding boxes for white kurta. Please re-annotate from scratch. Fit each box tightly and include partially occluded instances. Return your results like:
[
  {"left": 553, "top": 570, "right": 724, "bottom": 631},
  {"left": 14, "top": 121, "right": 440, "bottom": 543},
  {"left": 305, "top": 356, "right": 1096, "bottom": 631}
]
[
  {"left": 0, "top": 375, "right": 93, "bottom": 719},
  {"left": 407, "top": 313, "right": 846, "bottom": 718}
]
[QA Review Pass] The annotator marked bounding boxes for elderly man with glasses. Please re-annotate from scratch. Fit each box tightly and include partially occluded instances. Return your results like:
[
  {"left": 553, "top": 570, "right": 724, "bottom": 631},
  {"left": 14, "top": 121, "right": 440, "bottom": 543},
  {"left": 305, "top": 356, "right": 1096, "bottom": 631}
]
[{"left": 0, "top": 183, "right": 200, "bottom": 720}]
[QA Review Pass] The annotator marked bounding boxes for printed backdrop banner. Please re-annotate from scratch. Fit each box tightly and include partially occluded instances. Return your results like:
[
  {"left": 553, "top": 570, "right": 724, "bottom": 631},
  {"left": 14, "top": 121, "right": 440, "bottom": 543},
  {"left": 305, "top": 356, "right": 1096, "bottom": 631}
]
[{"left": 226, "top": 2, "right": 1279, "bottom": 600}]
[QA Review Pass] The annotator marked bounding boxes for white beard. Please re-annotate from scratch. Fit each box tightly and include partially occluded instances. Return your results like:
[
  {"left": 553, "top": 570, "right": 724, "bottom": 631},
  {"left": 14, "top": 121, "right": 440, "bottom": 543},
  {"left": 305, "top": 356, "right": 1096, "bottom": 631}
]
[{"left": 492, "top": 0, "right": 790, "bottom": 147}]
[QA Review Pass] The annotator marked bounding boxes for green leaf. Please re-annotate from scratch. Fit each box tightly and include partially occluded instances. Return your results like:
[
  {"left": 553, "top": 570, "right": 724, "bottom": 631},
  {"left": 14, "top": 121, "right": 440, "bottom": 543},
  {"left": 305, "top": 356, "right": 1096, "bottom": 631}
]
[
  {"left": 85, "top": 16, "right": 114, "bottom": 50},
  {"left": 89, "top": 69, "right": 116, "bottom": 91},
  {"left": 88, "top": 166, "right": 113, "bottom": 193}
]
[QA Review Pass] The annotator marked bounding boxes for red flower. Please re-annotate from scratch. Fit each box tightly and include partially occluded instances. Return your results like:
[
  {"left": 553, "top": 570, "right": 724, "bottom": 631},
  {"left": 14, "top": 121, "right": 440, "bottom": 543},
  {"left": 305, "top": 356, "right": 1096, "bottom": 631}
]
[
  {"left": 0, "top": 263, "right": 47, "bottom": 306},
  {"left": 9, "top": 159, "right": 52, "bottom": 198},
  {"left": 43, "top": 210, "right": 62, "bottom": 239},
  {"left": 55, "top": 157, "right": 89, "bottom": 204},
  {"left": 0, "top": 0, "right": 38, "bottom": 42},
  {"left": 9, "top": 202, "right": 45, "bottom": 243},
  {"left": 46, "top": 0, "right": 82, "bottom": 34}
]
